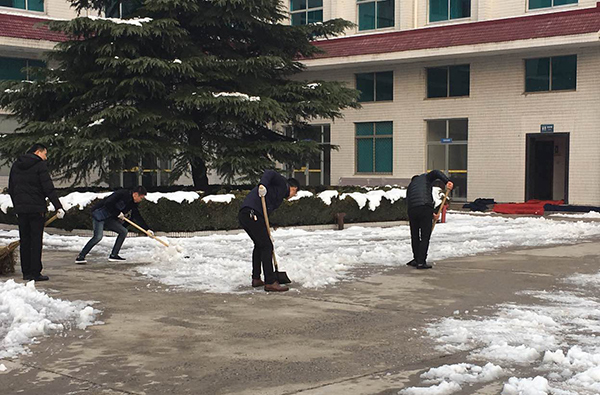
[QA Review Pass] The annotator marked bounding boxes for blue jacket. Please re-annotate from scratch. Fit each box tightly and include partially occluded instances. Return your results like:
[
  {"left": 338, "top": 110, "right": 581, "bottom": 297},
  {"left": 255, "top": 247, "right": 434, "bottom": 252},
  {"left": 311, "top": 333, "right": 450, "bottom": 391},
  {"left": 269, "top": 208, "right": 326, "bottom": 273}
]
[
  {"left": 240, "top": 170, "right": 290, "bottom": 216},
  {"left": 91, "top": 189, "right": 149, "bottom": 228}
]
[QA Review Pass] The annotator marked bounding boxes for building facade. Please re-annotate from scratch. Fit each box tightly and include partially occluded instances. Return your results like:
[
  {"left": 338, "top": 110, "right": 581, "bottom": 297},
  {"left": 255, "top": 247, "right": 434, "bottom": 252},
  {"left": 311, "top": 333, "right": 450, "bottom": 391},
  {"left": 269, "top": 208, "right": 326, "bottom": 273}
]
[{"left": 289, "top": 0, "right": 600, "bottom": 204}]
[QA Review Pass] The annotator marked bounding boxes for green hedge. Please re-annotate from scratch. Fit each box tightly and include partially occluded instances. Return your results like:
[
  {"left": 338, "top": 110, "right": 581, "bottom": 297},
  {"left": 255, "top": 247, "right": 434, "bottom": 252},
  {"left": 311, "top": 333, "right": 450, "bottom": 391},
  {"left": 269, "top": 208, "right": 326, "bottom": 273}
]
[{"left": 0, "top": 190, "right": 407, "bottom": 232}]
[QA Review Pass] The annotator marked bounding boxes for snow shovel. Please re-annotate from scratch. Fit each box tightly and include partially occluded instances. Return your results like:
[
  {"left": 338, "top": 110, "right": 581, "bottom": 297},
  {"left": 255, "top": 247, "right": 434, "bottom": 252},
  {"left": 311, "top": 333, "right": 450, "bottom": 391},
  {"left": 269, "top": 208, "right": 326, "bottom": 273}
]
[
  {"left": 260, "top": 195, "right": 291, "bottom": 284},
  {"left": 122, "top": 217, "right": 170, "bottom": 247},
  {"left": 0, "top": 213, "right": 59, "bottom": 275},
  {"left": 431, "top": 187, "right": 450, "bottom": 232}
]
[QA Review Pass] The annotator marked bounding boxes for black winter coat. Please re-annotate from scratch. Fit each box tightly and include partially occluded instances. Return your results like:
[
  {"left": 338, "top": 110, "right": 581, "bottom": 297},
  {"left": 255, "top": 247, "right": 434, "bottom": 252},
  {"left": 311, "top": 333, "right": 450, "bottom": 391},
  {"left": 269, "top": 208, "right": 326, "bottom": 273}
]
[
  {"left": 91, "top": 189, "right": 149, "bottom": 229},
  {"left": 406, "top": 170, "right": 449, "bottom": 210},
  {"left": 240, "top": 170, "right": 290, "bottom": 216},
  {"left": 8, "top": 153, "right": 63, "bottom": 214}
]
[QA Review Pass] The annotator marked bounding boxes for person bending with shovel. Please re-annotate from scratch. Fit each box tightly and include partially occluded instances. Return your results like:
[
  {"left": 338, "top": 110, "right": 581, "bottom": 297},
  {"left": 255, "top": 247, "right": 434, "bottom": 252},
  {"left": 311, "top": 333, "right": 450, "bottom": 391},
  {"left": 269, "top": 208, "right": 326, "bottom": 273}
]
[
  {"left": 406, "top": 170, "right": 453, "bottom": 270},
  {"left": 238, "top": 170, "right": 299, "bottom": 292},
  {"left": 75, "top": 186, "right": 154, "bottom": 264}
]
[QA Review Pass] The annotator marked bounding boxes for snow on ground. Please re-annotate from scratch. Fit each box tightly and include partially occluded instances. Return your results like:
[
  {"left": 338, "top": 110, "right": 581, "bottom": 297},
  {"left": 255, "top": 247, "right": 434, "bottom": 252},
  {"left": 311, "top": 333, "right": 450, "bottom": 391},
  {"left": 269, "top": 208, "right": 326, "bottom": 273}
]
[
  {"left": 0, "top": 212, "right": 599, "bottom": 294},
  {"left": 400, "top": 262, "right": 600, "bottom": 394},
  {"left": 0, "top": 280, "right": 102, "bottom": 360},
  {"left": 550, "top": 211, "right": 600, "bottom": 219}
]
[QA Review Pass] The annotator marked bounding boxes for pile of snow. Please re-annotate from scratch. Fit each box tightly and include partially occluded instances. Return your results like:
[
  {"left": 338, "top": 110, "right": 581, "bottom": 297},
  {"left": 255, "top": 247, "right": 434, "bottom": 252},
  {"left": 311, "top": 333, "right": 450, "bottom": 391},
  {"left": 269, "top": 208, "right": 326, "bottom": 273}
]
[
  {"left": 550, "top": 211, "right": 600, "bottom": 219},
  {"left": 411, "top": 268, "right": 600, "bottom": 394},
  {"left": 212, "top": 92, "right": 260, "bottom": 101},
  {"left": 146, "top": 191, "right": 200, "bottom": 204},
  {"left": 287, "top": 188, "right": 406, "bottom": 210},
  {"left": 84, "top": 15, "right": 152, "bottom": 26},
  {"left": 0, "top": 280, "right": 101, "bottom": 359},
  {"left": 401, "top": 363, "right": 503, "bottom": 394},
  {"left": 201, "top": 194, "right": 235, "bottom": 204}
]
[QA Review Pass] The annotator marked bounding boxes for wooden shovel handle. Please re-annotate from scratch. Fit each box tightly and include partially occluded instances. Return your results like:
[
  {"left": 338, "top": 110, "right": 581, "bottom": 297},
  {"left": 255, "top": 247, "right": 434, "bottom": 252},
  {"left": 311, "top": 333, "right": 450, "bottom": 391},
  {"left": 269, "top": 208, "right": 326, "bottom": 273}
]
[
  {"left": 432, "top": 187, "right": 450, "bottom": 232},
  {"left": 260, "top": 195, "right": 280, "bottom": 271},
  {"left": 122, "top": 216, "right": 169, "bottom": 247},
  {"left": 45, "top": 214, "right": 59, "bottom": 227}
]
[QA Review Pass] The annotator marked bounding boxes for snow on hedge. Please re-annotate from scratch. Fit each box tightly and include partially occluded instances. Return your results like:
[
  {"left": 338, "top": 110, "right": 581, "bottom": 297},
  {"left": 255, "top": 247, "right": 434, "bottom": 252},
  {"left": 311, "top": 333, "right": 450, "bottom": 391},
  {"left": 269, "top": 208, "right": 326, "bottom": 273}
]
[
  {"left": 0, "top": 188, "right": 407, "bottom": 214},
  {"left": 0, "top": 280, "right": 102, "bottom": 359}
]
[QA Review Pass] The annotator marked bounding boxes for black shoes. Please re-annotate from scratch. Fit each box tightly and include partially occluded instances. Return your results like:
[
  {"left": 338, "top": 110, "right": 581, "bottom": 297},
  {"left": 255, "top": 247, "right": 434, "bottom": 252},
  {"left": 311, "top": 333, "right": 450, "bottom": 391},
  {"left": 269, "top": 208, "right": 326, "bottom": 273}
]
[
  {"left": 75, "top": 256, "right": 87, "bottom": 264},
  {"left": 23, "top": 274, "right": 49, "bottom": 281},
  {"left": 406, "top": 259, "right": 417, "bottom": 267},
  {"left": 416, "top": 263, "right": 433, "bottom": 270},
  {"left": 108, "top": 255, "right": 126, "bottom": 262}
]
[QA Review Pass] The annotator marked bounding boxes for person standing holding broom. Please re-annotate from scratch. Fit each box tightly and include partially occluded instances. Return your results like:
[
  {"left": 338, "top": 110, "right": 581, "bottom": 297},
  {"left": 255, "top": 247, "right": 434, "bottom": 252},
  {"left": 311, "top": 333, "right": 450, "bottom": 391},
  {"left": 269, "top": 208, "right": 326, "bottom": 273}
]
[
  {"left": 238, "top": 170, "right": 299, "bottom": 292},
  {"left": 75, "top": 186, "right": 152, "bottom": 264},
  {"left": 8, "top": 143, "right": 66, "bottom": 281},
  {"left": 405, "top": 170, "right": 453, "bottom": 270}
]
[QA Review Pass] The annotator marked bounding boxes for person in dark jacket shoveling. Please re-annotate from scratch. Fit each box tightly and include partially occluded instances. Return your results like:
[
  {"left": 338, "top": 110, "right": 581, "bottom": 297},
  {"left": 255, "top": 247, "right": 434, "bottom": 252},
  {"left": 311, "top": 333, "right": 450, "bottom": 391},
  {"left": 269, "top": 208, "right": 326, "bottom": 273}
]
[
  {"left": 8, "top": 143, "right": 66, "bottom": 281},
  {"left": 75, "top": 186, "right": 152, "bottom": 264},
  {"left": 238, "top": 170, "right": 299, "bottom": 292},
  {"left": 406, "top": 170, "right": 453, "bottom": 269}
]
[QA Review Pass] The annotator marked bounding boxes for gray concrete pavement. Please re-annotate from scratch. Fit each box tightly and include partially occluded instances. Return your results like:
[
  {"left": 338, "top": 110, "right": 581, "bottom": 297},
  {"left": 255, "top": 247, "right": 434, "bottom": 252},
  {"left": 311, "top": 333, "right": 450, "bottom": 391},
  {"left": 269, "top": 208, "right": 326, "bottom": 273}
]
[{"left": 1, "top": 239, "right": 600, "bottom": 395}]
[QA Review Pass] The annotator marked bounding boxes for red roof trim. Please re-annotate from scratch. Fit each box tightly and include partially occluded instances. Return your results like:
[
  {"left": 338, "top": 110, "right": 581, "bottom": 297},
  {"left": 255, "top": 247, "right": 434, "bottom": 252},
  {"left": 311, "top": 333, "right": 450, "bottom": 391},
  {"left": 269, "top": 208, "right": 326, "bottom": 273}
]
[
  {"left": 0, "top": 12, "right": 67, "bottom": 43},
  {"left": 312, "top": 3, "right": 600, "bottom": 59}
]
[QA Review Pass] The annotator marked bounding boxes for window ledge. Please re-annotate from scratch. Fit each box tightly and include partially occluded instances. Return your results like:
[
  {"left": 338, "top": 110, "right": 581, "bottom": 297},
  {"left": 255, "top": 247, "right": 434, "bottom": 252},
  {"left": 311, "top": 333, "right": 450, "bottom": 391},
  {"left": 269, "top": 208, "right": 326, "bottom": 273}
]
[
  {"left": 424, "top": 95, "right": 470, "bottom": 100},
  {"left": 0, "top": 6, "right": 46, "bottom": 16},
  {"left": 523, "top": 89, "right": 577, "bottom": 95},
  {"left": 357, "top": 26, "right": 396, "bottom": 34},
  {"left": 354, "top": 173, "right": 394, "bottom": 176},
  {"left": 358, "top": 100, "right": 395, "bottom": 104},
  {"left": 526, "top": 3, "right": 579, "bottom": 14},
  {"left": 426, "top": 17, "right": 472, "bottom": 27}
]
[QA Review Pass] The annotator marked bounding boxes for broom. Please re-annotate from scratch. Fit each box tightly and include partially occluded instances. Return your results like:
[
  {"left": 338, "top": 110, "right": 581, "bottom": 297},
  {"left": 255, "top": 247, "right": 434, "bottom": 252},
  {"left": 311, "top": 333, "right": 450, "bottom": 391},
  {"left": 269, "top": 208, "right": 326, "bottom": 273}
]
[
  {"left": 260, "top": 195, "right": 291, "bottom": 284},
  {"left": 0, "top": 214, "right": 59, "bottom": 275}
]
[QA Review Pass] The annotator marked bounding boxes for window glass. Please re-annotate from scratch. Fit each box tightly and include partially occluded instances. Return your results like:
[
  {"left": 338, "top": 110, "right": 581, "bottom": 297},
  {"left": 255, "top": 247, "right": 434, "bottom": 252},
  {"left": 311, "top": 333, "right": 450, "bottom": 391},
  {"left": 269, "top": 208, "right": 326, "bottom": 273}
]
[
  {"left": 553, "top": 0, "right": 577, "bottom": 5},
  {"left": 427, "top": 120, "right": 446, "bottom": 142},
  {"left": 357, "top": 139, "right": 374, "bottom": 172},
  {"left": 529, "top": 0, "right": 552, "bottom": 8},
  {"left": 358, "top": 2, "right": 376, "bottom": 30},
  {"left": 430, "top": 0, "right": 448, "bottom": 22},
  {"left": 427, "top": 145, "right": 445, "bottom": 171},
  {"left": 449, "top": 144, "right": 468, "bottom": 170},
  {"left": 307, "top": 9, "right": 323, "bottom": 23},
  {"left": 427, "top": 67, "right": 448, "bottom": 98},
  {"left": 356, "top": 122, "right": 374, "bottom": 136},
  {"left": 551, "top": 55, "right": 576, "bottom": 91},
  {"left": 450, "top": 0, "right": 470, "bottom": 19},
  {"left": 449, "top": 65, "right": 470, "bottom": 97},
  {"left": 377, "top": 0, "right": 394, "bottom": 28},
  {"left": 28, "top": 0, "right": 43, "bottom": 11},
  {"left": 525, "top": 58, "right": 550, "bottom": 92},
  {"left": 375, "top": 121, "right": 393, "bottom": 135},
  {"left": 375, "top": 71, "right": 393, "bottom": 101},
  {"left": 291, "top": 0, "right": 307, "bottom": 11},
  {"left": 0, "top": 58, "right": 27, "bottom": 80},
  {"left": 449, "top": 119, "right": 468, "bottom": 141},
  {"left": 356, "top": 73, "right": 375, "bottom": 102},
  {"left": 375, "top": 138, "right": 393, "bottom": 172}
]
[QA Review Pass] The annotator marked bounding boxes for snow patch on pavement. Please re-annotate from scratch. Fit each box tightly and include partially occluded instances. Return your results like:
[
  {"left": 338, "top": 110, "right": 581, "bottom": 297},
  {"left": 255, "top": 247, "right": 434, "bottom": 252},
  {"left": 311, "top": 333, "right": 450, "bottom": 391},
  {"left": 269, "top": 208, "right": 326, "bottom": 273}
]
[{"left": 0, "top": 280, "right": 102, "bottom": 359}]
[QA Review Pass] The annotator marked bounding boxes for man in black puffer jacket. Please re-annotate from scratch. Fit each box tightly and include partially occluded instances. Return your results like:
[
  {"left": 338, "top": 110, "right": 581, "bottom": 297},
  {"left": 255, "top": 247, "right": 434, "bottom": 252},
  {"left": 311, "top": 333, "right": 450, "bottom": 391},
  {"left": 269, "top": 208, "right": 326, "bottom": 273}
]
[
  {"left": 238, "top": 170, "right": 299, "bottom": 292},
  {"left": 406, "top": 170, "right": 453, "bottom": 269},
  {"left": 75, "top": 186, "right": 152, "bottom": 264},
  {"left": 8, "top": 143, "right": 65, "bottom": 281}
]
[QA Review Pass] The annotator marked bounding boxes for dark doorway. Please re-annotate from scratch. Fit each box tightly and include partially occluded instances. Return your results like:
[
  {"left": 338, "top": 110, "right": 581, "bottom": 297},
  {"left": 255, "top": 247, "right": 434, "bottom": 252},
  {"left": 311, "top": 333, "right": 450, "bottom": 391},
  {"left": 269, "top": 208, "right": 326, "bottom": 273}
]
[{"left": 526, "top": 133, "right": 569, "bottom": 202}]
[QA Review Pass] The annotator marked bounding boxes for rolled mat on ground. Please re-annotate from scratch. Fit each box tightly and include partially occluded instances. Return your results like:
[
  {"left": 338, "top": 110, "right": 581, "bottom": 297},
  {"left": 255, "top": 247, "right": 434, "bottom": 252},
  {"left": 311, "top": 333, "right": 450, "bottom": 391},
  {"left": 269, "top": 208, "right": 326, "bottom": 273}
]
[
  {"left": 463, "top": 198, "right": 496, "bottom": 212},
  {"left": 543, "top": 204, "right": 600, "bottom": 213},
  {"left": 493, "top": 200, "right": 564, "bottom": 215}
]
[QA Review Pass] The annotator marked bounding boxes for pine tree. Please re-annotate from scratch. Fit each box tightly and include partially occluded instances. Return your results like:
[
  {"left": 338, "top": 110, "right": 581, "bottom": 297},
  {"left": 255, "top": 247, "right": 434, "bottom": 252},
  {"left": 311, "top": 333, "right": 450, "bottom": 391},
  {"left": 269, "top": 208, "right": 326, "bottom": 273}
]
[{"left": 0, "top": 0, "right": 359, "bottom": 187}]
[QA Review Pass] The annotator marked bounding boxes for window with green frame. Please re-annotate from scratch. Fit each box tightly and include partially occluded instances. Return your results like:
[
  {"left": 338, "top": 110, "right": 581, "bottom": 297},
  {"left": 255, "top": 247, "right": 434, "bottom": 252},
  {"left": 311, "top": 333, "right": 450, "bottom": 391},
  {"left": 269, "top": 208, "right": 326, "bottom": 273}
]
[
  {"left": 356, "top": 71, "right": 393, "bottom": 102},
  {"left": 525, "top": 55, "right": 576, "bottom": 92},
  {"left": 529, "top": 0, "right": 577, "bottom": 10},
  {"left": 290, "top": 0, "right": 323, "bottom": 25},
  {"left": 426, "top": 64, "right": 470, "bottom": 98},
  {"left": 357, "top": 0, "right": 394, "bottom": 31},
  {"left": 429, "top": 0, "right": 470, "bottom": 22},
  {"left": 105, "top": 0, "right": 142, "bottom": 18},
  {"left": 0, "top": 0, "right": 43, "bottom": 11},
  {"left": 0, "top": 57, "right": 45, "bottom": 81},
  {"left": 356, "top": 122, "right": 393, "bottom": 173}
]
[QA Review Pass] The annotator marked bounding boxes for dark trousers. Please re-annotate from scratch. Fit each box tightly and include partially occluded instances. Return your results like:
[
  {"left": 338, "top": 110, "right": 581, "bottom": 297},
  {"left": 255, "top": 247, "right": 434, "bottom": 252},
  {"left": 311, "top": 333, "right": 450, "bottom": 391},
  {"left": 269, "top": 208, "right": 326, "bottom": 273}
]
[
  {"left": 408, "top": 205, "right": 434, "bottom": 265},
  {"left": 18, "top": 212, "right": 45, "bottom": 277},
  {"left": 238, "top": 208, "right": 276, "bottom": 284},
  {"left": 79, "top": 217, "right": 128, "bottom": 258}
]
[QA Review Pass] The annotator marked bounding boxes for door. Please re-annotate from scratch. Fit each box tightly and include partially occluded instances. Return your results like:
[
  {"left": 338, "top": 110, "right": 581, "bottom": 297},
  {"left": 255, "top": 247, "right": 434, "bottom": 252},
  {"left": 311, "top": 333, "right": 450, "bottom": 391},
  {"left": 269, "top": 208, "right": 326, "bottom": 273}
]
[
  {"left": 525, "top": 133, "right": 569, "bottom": 202},
  {"left": 287, "top": 124, "right": 331, "bottom": 186}
]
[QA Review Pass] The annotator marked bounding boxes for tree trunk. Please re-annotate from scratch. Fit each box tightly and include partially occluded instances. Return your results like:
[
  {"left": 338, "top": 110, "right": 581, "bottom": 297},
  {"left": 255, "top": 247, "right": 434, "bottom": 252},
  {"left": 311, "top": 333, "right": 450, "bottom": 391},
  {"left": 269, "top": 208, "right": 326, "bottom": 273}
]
[{"left": 191, "top": 158, "right": 209, "bottom": 189}]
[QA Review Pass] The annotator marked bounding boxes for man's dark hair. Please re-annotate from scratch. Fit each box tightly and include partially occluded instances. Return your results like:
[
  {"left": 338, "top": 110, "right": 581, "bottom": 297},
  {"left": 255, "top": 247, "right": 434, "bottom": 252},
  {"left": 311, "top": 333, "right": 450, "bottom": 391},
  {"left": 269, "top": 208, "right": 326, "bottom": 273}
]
[
  {"left": 287, "top": 178, "right": 300, "bottom": 189},
  {"left": 132, "top": 186, "right": 148, "bottom": 195},
  {"left": 27, "top": 143, "right": 47, "bottom": 154}
]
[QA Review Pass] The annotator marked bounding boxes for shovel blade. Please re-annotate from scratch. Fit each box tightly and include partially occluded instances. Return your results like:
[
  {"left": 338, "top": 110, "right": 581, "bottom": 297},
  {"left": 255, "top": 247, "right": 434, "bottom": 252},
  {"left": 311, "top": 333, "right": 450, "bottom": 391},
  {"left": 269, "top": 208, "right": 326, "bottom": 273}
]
[{"left": 276, "top": 271, "right": 291, "bottom": 284}]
